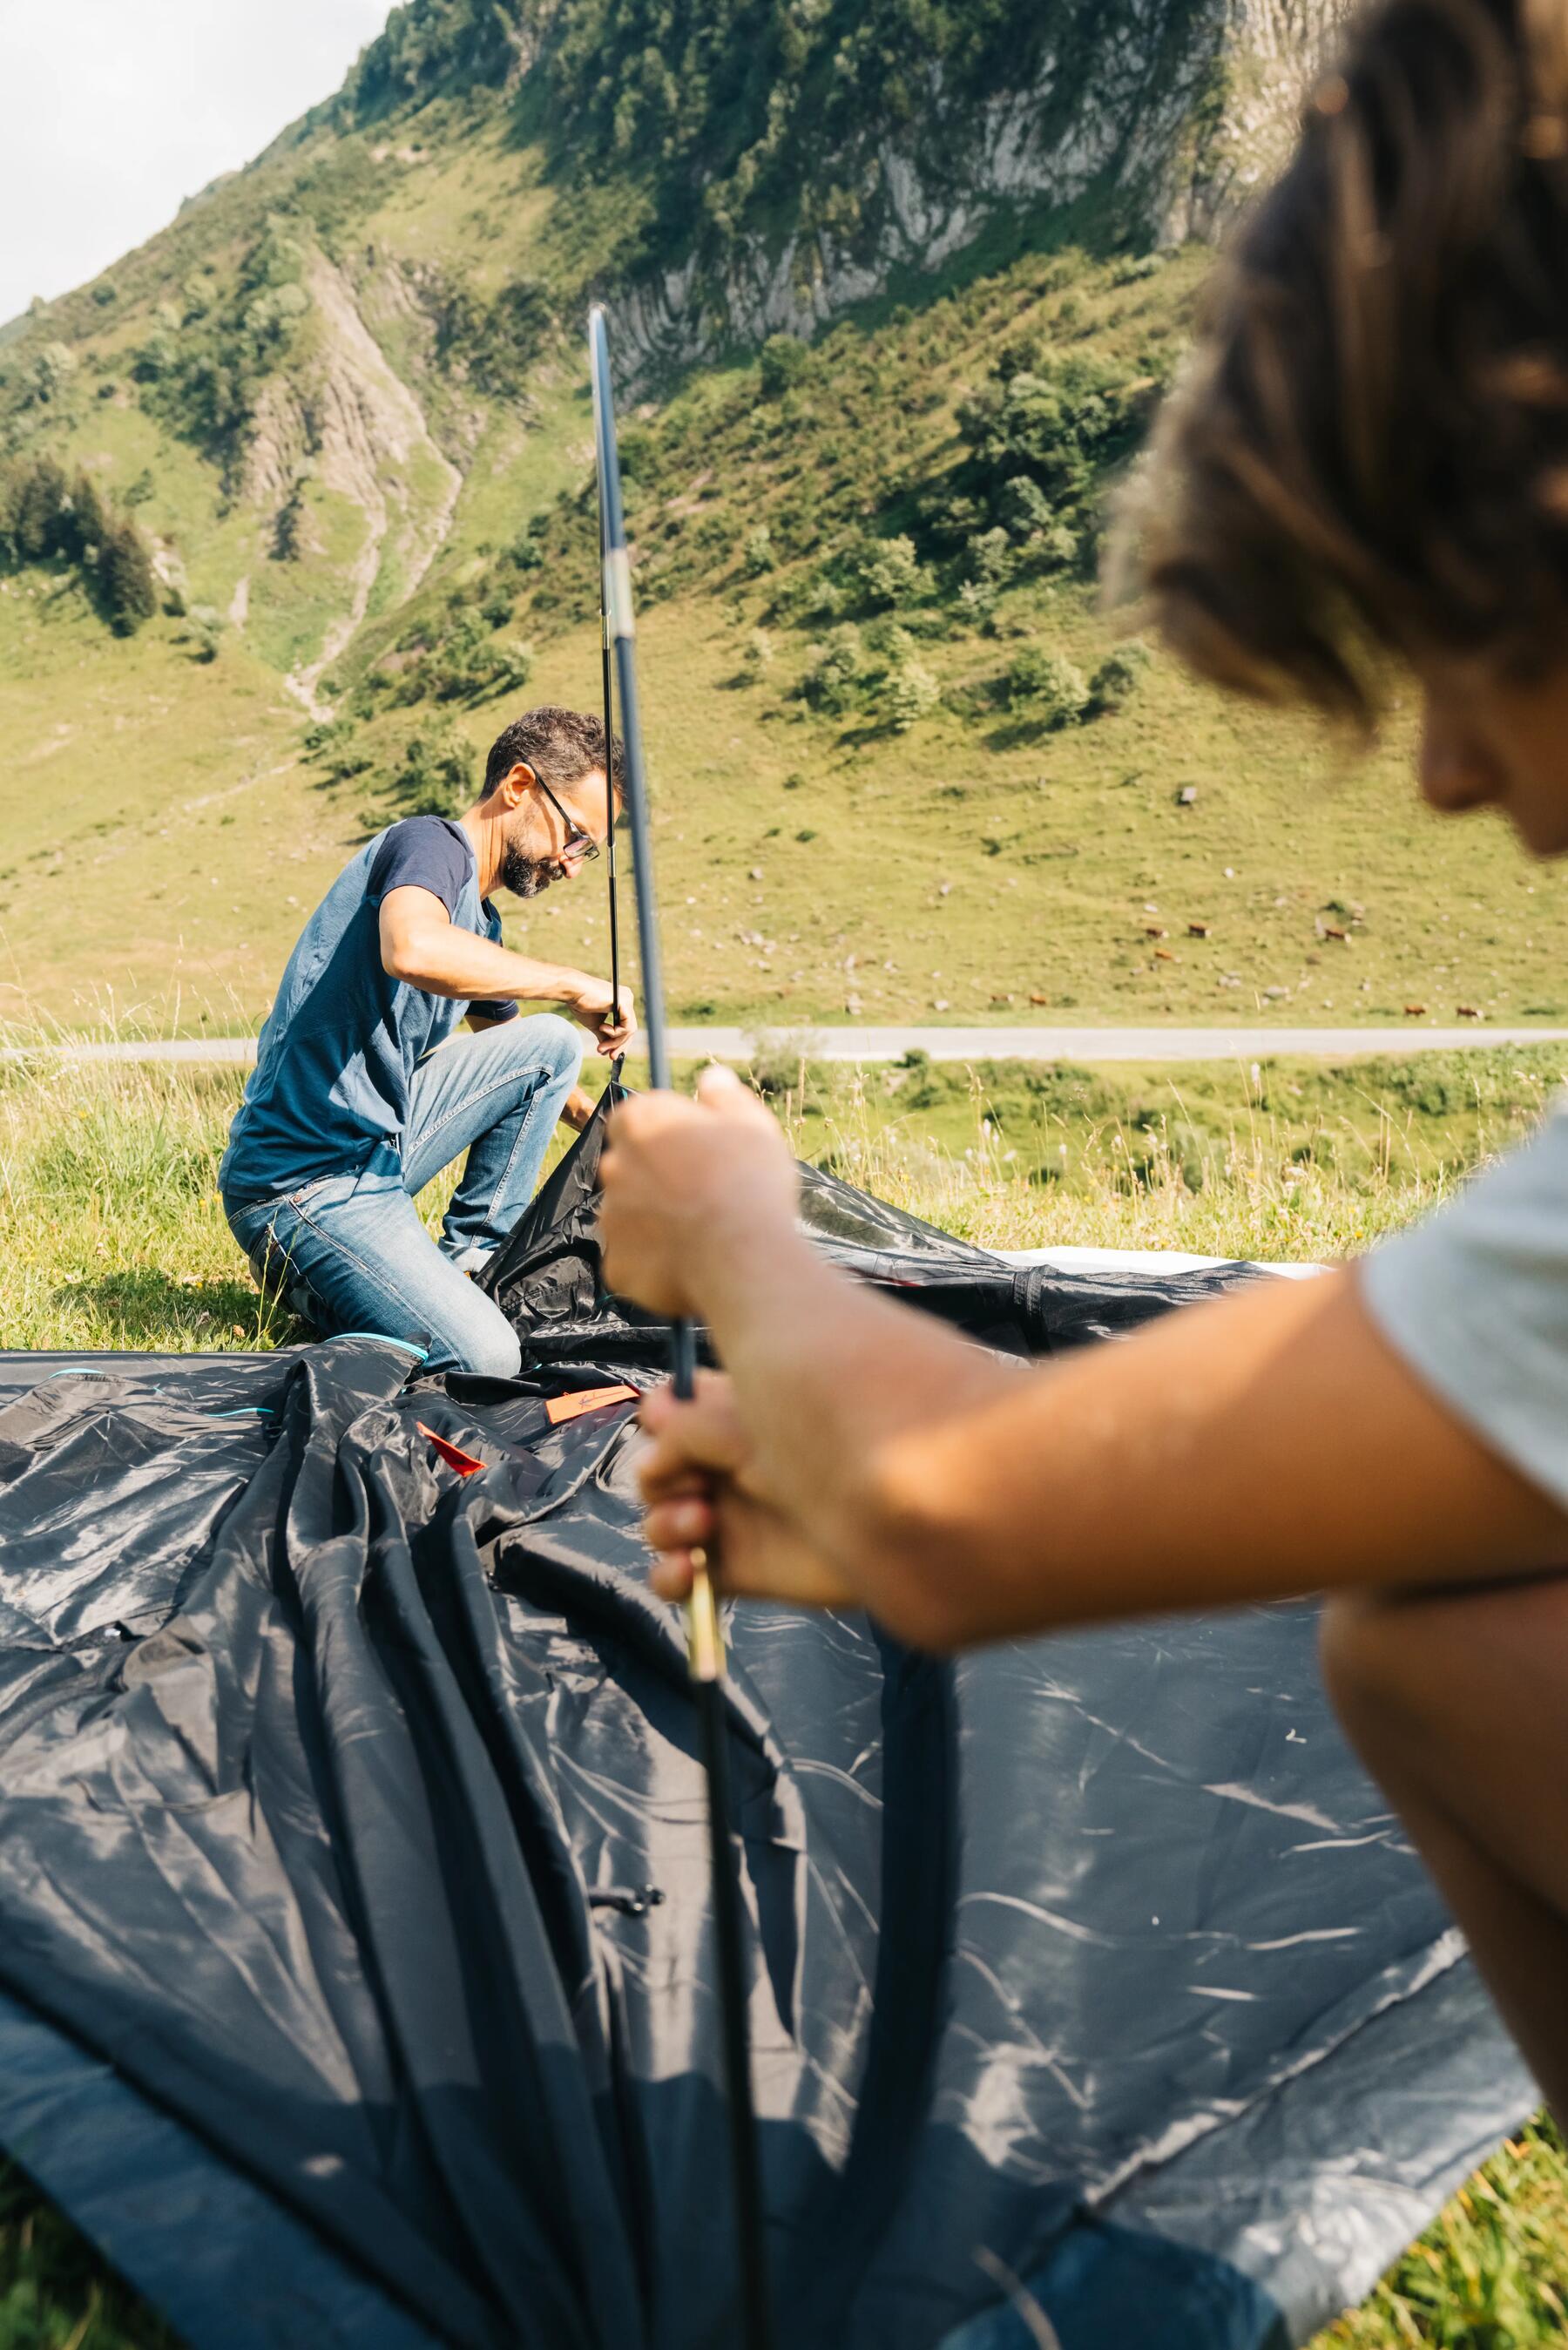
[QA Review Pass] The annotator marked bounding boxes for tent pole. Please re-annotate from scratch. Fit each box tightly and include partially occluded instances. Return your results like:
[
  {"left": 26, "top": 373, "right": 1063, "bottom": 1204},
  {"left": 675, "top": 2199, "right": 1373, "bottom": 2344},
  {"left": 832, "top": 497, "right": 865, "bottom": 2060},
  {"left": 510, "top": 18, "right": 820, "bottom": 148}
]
[
  {"left": 598, "top": 472, "right": 622, "bottom": 1057},
  {"left": 589, "top": 305, "right": 774, "bottom": 2350}
]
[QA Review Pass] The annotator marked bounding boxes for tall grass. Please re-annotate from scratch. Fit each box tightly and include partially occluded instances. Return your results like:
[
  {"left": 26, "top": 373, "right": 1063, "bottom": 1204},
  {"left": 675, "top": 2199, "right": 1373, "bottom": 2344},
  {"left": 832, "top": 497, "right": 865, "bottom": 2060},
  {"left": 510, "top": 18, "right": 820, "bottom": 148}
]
[
  {"left": 0, "top": 1052, "right": 289, "bottom": 1352},
  {"left": 757, "top": 1053, "right": 1518, "bottom": 1262}
]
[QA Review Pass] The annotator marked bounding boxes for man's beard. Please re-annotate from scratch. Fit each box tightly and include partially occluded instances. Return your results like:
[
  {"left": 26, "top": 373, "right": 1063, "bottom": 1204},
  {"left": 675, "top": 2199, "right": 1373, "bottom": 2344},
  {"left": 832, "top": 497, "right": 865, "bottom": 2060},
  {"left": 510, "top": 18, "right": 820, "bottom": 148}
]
[{"left": 500, "top": 840, "right": 559, "bottom": 899}]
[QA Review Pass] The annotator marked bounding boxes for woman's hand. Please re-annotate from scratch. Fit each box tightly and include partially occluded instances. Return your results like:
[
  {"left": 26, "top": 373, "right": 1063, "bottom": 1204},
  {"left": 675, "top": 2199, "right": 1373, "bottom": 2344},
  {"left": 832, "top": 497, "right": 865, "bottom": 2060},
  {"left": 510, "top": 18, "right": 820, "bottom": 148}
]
[
  {"left": 638, "top": 1375, "right": 859, "bottom": 1610},
  {"left": 599, "top": 1066, "right": 801, "bottom": 1320}
]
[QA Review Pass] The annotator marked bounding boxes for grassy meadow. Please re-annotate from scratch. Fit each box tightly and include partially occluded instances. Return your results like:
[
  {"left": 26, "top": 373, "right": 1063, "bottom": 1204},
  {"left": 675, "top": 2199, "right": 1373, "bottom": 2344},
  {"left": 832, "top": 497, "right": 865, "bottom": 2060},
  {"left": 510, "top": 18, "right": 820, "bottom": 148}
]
[{"left": 0, "top": 1037, "right": 1566, "bottom": 2343}]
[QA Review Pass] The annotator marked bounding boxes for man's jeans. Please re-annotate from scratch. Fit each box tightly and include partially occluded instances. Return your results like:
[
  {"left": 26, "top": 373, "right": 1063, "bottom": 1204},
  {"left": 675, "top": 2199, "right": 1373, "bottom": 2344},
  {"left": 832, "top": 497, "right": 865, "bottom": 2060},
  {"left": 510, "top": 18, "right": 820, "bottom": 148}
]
[{"left": 225, "top": 1015, "right": 582, "bottom": 1378}]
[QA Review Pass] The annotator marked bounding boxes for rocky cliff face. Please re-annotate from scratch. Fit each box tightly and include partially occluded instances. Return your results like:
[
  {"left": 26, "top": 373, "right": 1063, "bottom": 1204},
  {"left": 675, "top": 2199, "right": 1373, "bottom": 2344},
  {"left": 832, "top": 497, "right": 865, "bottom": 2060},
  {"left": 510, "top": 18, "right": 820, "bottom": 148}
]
[
  {"left": 614, "top": 0, "right": 1352, "bottom": 376},
  {"left": 1170, "top": 0, "right": 1356, "bottom": 234}
]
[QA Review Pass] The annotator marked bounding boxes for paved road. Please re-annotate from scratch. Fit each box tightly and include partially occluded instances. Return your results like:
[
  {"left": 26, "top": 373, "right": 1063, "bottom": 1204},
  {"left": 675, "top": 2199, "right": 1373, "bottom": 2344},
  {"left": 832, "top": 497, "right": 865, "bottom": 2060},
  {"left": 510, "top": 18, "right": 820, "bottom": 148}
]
[{"left": 9, "top": 1023, "right": 1568, "bottom": 1066}]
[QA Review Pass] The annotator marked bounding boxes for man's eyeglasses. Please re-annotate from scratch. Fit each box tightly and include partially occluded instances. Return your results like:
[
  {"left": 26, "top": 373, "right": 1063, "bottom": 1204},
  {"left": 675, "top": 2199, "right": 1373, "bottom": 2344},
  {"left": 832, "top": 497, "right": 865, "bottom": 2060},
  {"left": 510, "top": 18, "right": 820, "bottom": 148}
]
[{"left": 533, "top": 775, "right": 600, "bottom": 861}]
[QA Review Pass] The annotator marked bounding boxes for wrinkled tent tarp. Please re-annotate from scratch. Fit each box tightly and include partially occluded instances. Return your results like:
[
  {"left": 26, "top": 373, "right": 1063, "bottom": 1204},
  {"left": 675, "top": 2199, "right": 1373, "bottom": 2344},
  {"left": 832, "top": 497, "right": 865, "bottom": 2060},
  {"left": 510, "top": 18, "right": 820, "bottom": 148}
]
[{"left": 0, "top": 1104, "right": 1534, "bottom": 2350}]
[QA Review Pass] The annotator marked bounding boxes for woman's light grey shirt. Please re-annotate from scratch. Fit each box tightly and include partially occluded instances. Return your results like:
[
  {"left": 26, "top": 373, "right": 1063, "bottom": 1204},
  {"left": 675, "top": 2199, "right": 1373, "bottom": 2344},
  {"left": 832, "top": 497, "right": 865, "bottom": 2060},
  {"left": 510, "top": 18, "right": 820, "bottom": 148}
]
[{"left": 1362, "top": 1103, "right": 1568, "bottom": 1506}]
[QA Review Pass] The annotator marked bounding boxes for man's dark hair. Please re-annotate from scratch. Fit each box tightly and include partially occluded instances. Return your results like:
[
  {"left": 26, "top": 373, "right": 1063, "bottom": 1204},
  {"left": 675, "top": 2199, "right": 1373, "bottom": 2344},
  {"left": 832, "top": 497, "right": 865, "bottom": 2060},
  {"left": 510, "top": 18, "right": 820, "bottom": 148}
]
[
  {"left": 1134, "top": 0, "right": 1568, "bottom": 726},
  {"left": 483, "top": 705, "right": 626, "bottom": 797}
]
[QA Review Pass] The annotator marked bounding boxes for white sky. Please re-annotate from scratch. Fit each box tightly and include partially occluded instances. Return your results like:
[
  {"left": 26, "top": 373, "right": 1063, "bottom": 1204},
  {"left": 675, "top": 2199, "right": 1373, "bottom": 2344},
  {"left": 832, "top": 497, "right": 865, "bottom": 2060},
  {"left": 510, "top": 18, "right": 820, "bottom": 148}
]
[{"left": 0, "top": 0, "right": 394, "bottom": 326}]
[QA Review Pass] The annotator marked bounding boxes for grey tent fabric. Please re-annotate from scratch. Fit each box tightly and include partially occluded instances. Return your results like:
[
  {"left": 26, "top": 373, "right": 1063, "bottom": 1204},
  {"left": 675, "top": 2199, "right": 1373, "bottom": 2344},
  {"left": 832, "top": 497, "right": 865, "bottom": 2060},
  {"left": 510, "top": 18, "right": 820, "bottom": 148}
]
[{"left": 0, "top": 1107, "right": 1535, "bottom": 2347}]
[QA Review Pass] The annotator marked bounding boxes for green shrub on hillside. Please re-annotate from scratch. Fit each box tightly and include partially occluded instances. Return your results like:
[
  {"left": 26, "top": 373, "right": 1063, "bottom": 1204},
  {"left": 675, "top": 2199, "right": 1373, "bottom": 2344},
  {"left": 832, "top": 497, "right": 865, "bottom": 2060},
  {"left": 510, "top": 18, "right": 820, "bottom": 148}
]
[
  {"left": 305, "top": 717, "right": 373, "bottom": 785},
  {"left": 98, "top": 518, "right": 159, "bottom": 634},
  {"left": 504, "top": 511, "right": 551, "bottom": 579},
  {"left": 803, "top": 623, "right": 869, "bottom": 716},
  {"left": 917, "top": 351, "right": 1167, "bottom": 576},
  {"left": 1090, "top": 640, "right": 1151, "bottom": 713},
  {"left": 27, "top": 343, "right": 76, "bottom": 405},
  {"left": 1006, "top": 647, "right": 1091, "bottom": 727},
  {"left": 795, "top": 571, "right": 846, "bottom": 623},
  {"left": 882, "top": 653, "right": 941, "bottom": 733},
  {"left": 851, "top": 533, "right": 928, "bottom": 611},
  {"left": 184, "top": 611, "right": 226, "bottom": 664},
  {"left": 388, "top": 720, "right": 473, "bottom": 818},
  {"left": 963, "top": 526, "right": 1016, "bottom": 587},
  {"left": 272, "top": 475, "right": 309, "bottom": 561},
  {"left": 996, "top": 475, "right": 1053, "bottom": 539},
  {"left": 358, "top": 608, "right": 533, "bottom": 710},
  {"left": 760, "top": 335, "right": 810, "bottom": 398},
  {"left": 801, "top": 616, "right": 942, "bottom": 732}
]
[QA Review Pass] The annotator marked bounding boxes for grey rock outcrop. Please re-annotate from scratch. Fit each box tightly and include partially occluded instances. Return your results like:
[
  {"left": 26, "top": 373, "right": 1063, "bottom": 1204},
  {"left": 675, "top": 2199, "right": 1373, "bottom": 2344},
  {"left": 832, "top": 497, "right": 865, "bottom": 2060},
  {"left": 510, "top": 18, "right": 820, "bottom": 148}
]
[{"left": 613, "top": 0, "right": 1351, "bottom": 378}]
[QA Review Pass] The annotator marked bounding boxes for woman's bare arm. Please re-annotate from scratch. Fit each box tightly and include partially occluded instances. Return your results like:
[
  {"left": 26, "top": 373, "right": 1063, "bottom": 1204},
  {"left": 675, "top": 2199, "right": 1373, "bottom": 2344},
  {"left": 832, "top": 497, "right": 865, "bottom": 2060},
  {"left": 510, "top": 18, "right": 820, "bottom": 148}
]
[{"left": 600, "top": 1071, "right": 1568, "bottom": 1651}]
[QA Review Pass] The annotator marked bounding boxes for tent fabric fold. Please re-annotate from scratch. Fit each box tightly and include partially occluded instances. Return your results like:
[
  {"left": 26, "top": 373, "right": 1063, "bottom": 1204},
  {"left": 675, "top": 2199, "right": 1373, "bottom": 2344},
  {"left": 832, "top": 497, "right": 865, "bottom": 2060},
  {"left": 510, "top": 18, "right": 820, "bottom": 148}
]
[{"left": 0, "top": 1107, "right": 1535, "bottom": 2347}]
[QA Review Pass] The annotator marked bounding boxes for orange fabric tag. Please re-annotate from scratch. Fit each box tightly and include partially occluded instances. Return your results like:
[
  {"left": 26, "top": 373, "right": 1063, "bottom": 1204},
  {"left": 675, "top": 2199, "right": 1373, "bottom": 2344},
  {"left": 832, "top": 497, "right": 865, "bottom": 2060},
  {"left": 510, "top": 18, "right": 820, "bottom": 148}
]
[
  {"left": 416, "top": 1422, "right": 486, "bottom": 1478},
  {"left": 545, "top": 1385, "right": 640, "bottom": 1427}
]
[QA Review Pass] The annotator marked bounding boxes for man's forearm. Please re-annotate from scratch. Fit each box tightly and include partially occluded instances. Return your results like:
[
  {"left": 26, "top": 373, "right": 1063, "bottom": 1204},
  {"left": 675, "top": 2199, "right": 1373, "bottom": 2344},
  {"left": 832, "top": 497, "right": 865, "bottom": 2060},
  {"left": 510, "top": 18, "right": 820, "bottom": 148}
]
[
  {"left": 689, "top": 1242, "right": 1568, "bottom": 1650},
  {"left": 389, "top": 923, "right": 596, "bottom": 1007}
]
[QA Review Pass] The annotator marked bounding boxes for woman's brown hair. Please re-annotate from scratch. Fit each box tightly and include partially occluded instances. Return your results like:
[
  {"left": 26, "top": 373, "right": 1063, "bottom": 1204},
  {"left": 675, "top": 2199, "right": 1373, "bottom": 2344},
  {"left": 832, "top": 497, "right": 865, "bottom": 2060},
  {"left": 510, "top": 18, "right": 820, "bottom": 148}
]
[{"left": 1136, "top": 0, "right": 1568, "bottom": 724}]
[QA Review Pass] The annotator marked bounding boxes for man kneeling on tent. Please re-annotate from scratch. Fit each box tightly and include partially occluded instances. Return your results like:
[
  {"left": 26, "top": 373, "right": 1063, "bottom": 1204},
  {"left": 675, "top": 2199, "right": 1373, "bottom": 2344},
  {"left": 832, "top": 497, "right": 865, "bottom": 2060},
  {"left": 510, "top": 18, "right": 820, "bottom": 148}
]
[
  {"left": 220, "top": 704, "right": 632, "bottom": 1378},
  {"left": 600, "top": 0, "right": 1568, "bottom": 2127}
]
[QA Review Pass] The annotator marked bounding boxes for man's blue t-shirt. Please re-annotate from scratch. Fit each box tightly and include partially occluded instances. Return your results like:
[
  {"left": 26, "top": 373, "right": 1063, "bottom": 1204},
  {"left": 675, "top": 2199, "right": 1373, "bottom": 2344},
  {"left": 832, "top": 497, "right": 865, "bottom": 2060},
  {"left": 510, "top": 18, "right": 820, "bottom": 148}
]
[{"left": 219, "top": 816, "right": 517, "bottom": 1207}]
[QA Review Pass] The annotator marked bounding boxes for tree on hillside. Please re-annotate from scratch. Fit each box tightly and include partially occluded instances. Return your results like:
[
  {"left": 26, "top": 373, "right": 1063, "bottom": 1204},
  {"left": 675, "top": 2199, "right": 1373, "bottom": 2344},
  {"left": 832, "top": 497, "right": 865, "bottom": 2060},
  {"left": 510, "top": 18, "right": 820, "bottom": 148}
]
[
  {"left": 99, "top": 521, "right": 159, "bottom": 634},
  {"left": 2, "top": 457, "right": 71, "bottom": 561},
  {"left": 0, "top": 457, "right": 160, "bottom": 636},
  {"left": 760, "top": 335, "right": 809, "bottom": 399},
  {"left": 64, "top": 473, "right": 112, "bottom": 559},
  {"left": 902, "top": 351, "right": 1171, "bottom": 586}
]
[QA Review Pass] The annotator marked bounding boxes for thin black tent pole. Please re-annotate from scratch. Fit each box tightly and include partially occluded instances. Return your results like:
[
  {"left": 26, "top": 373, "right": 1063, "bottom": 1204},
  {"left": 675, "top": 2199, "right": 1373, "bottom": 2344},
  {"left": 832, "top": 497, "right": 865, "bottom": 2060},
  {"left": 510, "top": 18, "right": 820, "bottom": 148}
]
[
  {"left": 589, "top": 305, "right": 774, "bottom": 2350},
  {"left": 598, "top": 477, "right": 622, "bottom": 1040}
]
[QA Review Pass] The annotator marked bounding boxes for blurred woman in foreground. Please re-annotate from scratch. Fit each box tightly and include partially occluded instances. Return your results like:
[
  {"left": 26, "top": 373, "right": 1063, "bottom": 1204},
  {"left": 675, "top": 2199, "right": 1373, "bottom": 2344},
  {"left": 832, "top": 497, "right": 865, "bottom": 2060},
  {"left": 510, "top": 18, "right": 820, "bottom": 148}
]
[{"left": 600, "top": 0, "right": 1568, "bottom": 2115}]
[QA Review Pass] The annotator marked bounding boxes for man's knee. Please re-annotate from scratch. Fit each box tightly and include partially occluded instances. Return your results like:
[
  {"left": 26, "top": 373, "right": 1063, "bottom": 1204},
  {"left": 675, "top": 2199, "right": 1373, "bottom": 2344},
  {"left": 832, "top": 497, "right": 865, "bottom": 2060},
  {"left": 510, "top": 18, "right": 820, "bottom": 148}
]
[
  {"left": 440, "top": 1317, "right": 522, "bottom": 1382},
  {"left": 524, "top": 1012, "right": 584, "bottom": 1085},
  {"left": 466, "top": 1326, "right": 524, "bottom": 1381}
]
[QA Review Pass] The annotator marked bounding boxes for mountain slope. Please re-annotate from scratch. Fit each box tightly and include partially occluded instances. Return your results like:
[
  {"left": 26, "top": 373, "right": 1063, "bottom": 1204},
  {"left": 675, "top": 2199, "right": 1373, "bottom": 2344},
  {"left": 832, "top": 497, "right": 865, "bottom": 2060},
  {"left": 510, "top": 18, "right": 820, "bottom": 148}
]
[
  {"left": 322, "top": 0, "right": 1354, "bottom": 369},
  {"left": 3, "top": 0, "right": 1560, "bottom": 1038}
]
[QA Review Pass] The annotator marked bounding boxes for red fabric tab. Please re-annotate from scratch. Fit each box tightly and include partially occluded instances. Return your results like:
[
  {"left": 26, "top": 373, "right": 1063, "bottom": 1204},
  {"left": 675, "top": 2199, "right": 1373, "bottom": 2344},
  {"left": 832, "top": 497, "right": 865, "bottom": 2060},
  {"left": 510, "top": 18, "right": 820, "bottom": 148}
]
[
  {"left": 416, "top": 1422, "right": 486, "bottom": 1478},
  {"left": 545, "top": 1385, "right": 640, "bottom": 1427}
]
